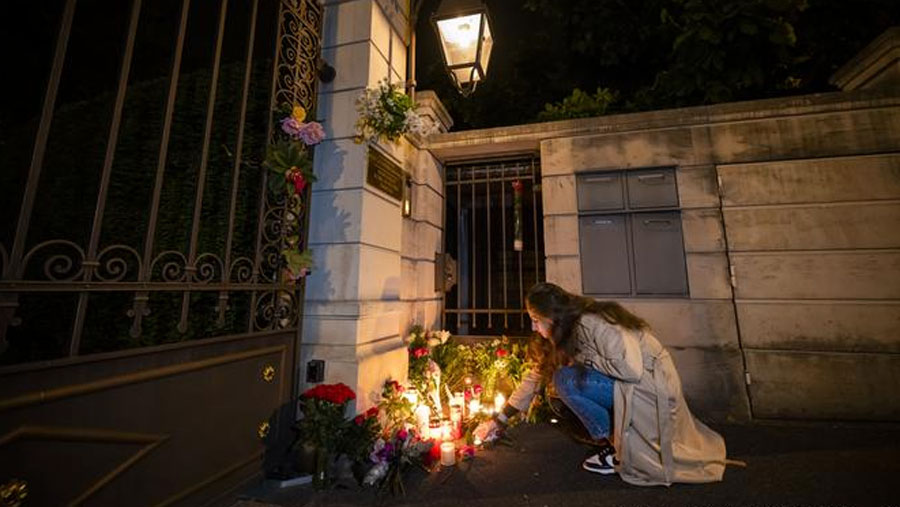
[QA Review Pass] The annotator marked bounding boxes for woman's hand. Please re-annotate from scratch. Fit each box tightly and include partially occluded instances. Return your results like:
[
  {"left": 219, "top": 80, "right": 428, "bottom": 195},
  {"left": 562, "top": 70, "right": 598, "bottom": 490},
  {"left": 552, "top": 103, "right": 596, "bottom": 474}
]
[{"left": 473, "top": 419, "right": 501, "bottom": 444}]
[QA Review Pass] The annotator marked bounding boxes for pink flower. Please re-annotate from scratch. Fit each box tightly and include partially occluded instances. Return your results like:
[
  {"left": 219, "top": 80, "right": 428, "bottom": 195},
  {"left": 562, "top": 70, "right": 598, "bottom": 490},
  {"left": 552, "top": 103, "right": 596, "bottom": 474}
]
[
  {"left": 298, "top": 121, "right": 325, "bottom": 145},
  {"left": 511, "top": 180, "right": 523, "bottom": 194},
  {"left": 280, "top": 116, "right": 303, "bottom": 137},
  {"left": 397, "top": 428, "right": 408, "bottom": 441},
  {"left": 412, "top": 347, "right": 429, "bottom": 359},
  {"left": 473, "top": 384, "right": 483, "bottom": 395}
]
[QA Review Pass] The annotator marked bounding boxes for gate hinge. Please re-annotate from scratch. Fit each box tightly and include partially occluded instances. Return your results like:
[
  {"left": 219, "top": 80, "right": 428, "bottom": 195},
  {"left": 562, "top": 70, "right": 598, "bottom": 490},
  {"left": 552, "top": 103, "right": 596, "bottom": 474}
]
[
  {"left": 744, "top": 371, "right": 752, "bottom": 385},
  {"left": 729, "top": 266, "right": 737, "bottom": 288}
]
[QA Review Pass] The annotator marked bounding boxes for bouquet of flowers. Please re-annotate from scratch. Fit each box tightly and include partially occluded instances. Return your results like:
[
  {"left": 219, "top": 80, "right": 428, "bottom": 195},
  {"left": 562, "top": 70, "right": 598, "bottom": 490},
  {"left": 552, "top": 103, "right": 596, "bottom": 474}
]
[
  {"left": 263, "top": 104, "right": 325, "bottom": 282},
  {"left": 406, "top": 326, "right": 452, "bottom": 413},
  {"left": 363, "top": 427, "right": 432, "bottom": 495},
  {"left": 361, "top": 380, "right": 433, "bottom": 495},
  {"left": 354, "top": 80, "right": 438, "bottom": 144},
  {"left": 294, "top": 383, "right": 356, "bottom": 486}
]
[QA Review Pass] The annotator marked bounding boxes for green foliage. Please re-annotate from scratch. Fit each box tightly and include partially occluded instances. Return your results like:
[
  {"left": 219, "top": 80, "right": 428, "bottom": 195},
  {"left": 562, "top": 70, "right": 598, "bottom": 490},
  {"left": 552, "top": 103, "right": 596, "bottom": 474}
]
[
  {"left": 339, "top": 409, "right": 382, "bottom": 463},
  {"left": 264, "top": 138, "right": 315, "bottom": 194},
  {"left": 378, "top": 380, "right": 416, "bottom": 433},
  {"left": 537, "top": 87, "right": 618, "bottom": 122}
]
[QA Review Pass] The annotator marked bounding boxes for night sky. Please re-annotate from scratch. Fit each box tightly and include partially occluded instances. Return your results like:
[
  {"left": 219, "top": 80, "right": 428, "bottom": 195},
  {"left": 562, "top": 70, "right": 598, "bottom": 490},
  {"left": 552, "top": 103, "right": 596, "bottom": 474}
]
[{"left": 414, "top": 0, "right": 900, "bottom": 130}]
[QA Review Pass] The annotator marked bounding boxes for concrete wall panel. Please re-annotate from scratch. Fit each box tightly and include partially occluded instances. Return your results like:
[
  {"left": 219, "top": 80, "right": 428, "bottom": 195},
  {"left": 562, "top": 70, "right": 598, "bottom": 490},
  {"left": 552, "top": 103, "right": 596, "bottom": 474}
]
[
  {"left": 732, "top": 251, "right": 900, "bottom": 300},
  {"left": 686, "top": 253, "right": 732, "bottom": 300},
  {"left": 738, "top": 302, "right": 900, "bottom": 353},
  {"left": 745, "top": 350, "right": 900, "bottom": 420},
  {"left": 718, "top": 153, "right": 900, "bottom": 206},
  {"left": 724, "top": 202, "right": 900, "bottom": 251}
]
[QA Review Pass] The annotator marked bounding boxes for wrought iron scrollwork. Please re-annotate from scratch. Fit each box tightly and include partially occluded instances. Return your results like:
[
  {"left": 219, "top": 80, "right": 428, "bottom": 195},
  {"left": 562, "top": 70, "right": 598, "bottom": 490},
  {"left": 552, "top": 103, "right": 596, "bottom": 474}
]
[
  {"left": 252, "top": 0, "right": 322, "bottom": 331},
  {"left": 0, "top": 0, "right": 324, "bottom": 359}
]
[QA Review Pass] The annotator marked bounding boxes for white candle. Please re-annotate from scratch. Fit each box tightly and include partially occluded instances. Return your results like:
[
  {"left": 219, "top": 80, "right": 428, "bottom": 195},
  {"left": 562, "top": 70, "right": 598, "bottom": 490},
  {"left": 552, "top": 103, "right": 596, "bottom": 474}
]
[
  {"left": 440, "top": 441, "right": 456, "bottom": 466},
  {"left": 494, "top": 392, "right": 506, "bottom": 413},
  {"left": 403, "top": 388, "right": 419, "bottom": 406},
  {"left": 415, "top": 404, "right": 431, "bottom": 438},
  {"left": 440, "top": 420, "right": 453, "bottom": 441}
]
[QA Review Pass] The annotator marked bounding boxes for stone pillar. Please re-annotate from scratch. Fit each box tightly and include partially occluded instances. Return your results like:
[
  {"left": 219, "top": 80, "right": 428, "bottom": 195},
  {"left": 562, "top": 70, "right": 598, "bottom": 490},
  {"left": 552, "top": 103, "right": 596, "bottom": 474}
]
[
  {"left": 399, "top": 91, "right": 453, "bottom": 337},
  {"left": 302, "top": 0, "right": 412, "bottom": 411}
]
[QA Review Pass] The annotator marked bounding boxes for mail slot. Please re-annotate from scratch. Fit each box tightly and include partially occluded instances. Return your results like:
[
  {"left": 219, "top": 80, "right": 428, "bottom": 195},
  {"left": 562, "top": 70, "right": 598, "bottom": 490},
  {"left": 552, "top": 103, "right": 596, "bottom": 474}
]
[
  {"left": 579, "top": 214, "right": 631, "bottom": 294},
  {"left": 630, "top": 211, "right": 688, "bottom": 295},
  {"left": 577, "top": 172, "right": 624, "bottom": 211},
  {"left": 626, "top": 168, "right": 678, "bottom": 208}
]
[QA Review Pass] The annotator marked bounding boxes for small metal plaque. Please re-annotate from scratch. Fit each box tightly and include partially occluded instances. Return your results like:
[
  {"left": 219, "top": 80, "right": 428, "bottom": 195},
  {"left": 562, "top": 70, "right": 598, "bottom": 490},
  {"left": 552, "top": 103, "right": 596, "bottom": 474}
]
[{"left": 366, "top": 148, "right": 403, "bottom": 201}]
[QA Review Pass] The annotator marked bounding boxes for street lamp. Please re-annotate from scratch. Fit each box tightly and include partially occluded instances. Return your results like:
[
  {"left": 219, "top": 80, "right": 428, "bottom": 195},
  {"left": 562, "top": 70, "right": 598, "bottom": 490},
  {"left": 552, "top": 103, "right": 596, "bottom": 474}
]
[{"left": 431, "top": 0, "right": 493, "bottom": 96}]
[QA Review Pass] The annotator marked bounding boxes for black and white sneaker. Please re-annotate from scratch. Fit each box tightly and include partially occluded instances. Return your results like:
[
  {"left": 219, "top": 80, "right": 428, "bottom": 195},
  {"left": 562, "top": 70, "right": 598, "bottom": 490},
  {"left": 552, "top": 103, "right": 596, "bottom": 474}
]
[{"left": 582, "top": 445, "right": 619, "bottom": 475}]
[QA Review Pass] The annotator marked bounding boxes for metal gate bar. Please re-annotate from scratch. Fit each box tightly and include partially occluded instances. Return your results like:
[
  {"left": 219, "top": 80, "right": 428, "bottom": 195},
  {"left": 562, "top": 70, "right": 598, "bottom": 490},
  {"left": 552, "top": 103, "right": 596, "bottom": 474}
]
[{"left": 443, "top": 157, "right": 544, "bottom": 336}]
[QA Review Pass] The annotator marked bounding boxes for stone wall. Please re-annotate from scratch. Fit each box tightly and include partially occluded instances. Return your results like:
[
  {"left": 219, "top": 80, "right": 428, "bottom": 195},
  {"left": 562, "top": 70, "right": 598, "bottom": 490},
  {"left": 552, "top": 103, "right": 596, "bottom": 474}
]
[{"left": 426, "top": 86, "right": 900, "bottom": 422}]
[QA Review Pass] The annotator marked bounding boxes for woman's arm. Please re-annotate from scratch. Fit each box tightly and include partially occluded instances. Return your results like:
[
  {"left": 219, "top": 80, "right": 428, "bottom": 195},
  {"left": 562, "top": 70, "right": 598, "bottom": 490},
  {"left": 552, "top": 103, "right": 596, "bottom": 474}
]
[{"left": 507, "top": 368, "right": 543, "bottom": 411}]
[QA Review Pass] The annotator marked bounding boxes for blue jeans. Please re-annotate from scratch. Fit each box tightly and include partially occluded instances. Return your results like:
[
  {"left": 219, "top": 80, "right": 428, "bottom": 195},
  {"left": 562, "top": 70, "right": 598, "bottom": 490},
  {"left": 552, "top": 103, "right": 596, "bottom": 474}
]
[{"left": 553, "top": 366, "right": 615, "bottom": 441}]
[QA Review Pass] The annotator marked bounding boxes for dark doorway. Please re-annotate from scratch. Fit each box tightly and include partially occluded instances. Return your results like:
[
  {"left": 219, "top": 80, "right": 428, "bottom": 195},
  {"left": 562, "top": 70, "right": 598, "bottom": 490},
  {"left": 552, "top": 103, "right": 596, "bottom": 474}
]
[{"left": 443, "top": 157, "right": 545, "bottom": 338}]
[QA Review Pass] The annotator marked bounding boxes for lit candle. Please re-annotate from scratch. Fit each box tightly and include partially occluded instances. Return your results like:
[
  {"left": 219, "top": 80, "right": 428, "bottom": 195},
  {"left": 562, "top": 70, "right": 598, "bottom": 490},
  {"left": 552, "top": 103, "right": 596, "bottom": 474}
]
[
  {"left": 494, "top": 392, "right": 506, "bottom": 413},
  {"left": 440, "top": 420, "right": 453, "bottom": 441},
  {"left": 429, "top": 419, "right": 441, "bottom": 441},
  {"left": 403, "top": 388, "right": 419, "bottom": 406},
  {"left": 449, "top": 404, "right": 463, "bottom": 439},
  {"left": 440, "top": 441, "right": 456, "bottom": 466},
  {"left": 415, "top": 404, "right": 431, "bottom": 438}
]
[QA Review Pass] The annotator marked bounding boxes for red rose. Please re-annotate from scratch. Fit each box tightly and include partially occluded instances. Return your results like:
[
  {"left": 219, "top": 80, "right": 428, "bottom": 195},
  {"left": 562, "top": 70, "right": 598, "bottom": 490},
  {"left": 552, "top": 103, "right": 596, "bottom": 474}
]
[
  {"left": 412, "top": 347, "right": 429, "bottom": 359},
  {"left": 473, "top": 384, "right": 483, "bottom": 395},
  {"left": 354, "top": 414, "right": 365, "bottom": 425},
  {"left": 496, "top": 348, "right": 508, "bottom": 358},
  {"left": 511, "top": 180, "right": 523, "bottom": 193},
  {"left": 302, "top": 382, "right": 356, "bottom": 405},
  {"left": 285, "top": 167, "right": 307, "bottom": 194},
  {"left": 366, "top": 406, "right": 379, "bottom": 418}
]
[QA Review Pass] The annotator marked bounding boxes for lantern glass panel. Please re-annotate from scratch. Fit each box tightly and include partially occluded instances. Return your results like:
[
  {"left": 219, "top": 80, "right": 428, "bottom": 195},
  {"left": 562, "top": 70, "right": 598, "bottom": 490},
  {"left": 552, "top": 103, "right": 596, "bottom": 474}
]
[{"left": 436, "top": 13, "right": 482, "bottom": 66}]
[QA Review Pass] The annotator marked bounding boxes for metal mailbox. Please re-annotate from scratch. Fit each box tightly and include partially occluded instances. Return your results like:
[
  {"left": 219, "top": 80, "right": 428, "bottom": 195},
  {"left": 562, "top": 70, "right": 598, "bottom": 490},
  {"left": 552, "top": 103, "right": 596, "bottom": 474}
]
[
  {"left": 578, "top": 214, "right": 631, "bottom": 294},
  {"left": 577, "top": 172, "right": 624, "bottom": 211},
  {"left": 626, "top": 168, "right": 678, "bottom": 208},
  {"left": 630, "top": 211, "right": 688, "bottom": 295}
]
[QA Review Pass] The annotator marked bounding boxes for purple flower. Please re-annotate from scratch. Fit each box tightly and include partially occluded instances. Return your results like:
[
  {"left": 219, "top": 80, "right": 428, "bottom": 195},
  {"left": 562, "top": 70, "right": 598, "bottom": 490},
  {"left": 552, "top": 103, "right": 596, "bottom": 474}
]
[
  {"left": 298, "top": 121, "right": 325, "bottom": 145},
  {"left": 280, "top": 116, "right": 303, "bottom": 137}
]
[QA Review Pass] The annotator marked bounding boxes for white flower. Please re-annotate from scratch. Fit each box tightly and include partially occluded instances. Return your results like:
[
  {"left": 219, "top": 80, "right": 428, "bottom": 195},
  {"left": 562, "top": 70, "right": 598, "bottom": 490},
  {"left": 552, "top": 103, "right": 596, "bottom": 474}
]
[{"left": 363, "top": 462, "right": 390, "bottom": 486}]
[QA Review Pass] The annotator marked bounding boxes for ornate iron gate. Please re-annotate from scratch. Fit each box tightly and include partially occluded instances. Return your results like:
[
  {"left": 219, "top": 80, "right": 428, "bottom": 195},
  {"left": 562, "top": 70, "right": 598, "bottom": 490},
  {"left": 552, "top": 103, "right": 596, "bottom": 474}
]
[
  {"left": 0, "top": 0, "right": 321, "bottom": 504},
  {"left": 443, "top": 157, "right": 545, "bottom": 337}
]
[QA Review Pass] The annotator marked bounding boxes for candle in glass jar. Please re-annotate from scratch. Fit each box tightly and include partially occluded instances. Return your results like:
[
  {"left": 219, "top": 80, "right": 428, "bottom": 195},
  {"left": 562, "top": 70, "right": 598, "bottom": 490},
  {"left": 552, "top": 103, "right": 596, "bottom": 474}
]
[
  {"left": 449, "top": 404, "right": 463, "bottom": 439},
  {"left": 415, "top": 404, "right": 431, "bottom": 438},
  {"left": 494, "top": 392, "right": 506, "bottom": 413},
  {"left": 440, "top": 420, "right": 453, "bottom": 441},
  {"left": 440, "top": 441, "right": 456, "bottom": 466},
  {"left": 429, "top": 419, "right": 442, "bottom": 441}
]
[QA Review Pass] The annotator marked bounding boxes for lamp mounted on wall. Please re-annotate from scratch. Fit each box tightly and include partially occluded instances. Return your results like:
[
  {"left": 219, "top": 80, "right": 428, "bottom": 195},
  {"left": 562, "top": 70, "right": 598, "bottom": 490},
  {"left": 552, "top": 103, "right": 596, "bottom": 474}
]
[
  {"left": 407, "top": 0, "right": 492, "bottom": 100},
  {"left": 431, "top": 0, "right": 493, "bottom": 96}
]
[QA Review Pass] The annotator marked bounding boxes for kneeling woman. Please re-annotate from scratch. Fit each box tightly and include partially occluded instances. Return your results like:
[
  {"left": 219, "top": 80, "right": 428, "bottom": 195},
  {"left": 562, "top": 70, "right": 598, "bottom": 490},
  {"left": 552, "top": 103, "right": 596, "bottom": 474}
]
[{"left": 476, "top": 282, "right": 726, "bottom": 486}]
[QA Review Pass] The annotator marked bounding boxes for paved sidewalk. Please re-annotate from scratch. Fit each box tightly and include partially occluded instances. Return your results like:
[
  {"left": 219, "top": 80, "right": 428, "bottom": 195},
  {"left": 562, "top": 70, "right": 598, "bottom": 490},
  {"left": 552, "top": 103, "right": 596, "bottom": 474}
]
[{"left": 234, "top": 421, "right": 900, "bottom": 507}]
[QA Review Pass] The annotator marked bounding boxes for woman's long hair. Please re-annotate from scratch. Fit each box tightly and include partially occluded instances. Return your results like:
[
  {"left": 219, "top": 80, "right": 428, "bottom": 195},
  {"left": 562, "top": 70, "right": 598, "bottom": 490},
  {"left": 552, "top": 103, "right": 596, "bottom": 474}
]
[{"left": 526, "top": 282, "right": 648, "bottom": 382}]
